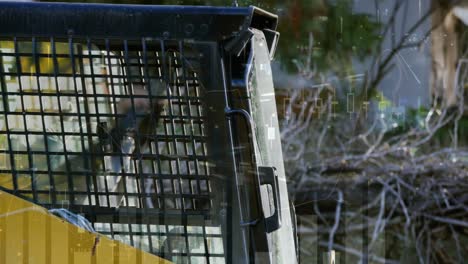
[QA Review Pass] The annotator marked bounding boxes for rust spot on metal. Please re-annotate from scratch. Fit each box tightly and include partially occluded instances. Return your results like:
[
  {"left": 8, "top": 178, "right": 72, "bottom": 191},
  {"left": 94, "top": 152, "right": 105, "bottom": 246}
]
[{"left": 91, "top": 236, "right": 100, "bottom": 256}]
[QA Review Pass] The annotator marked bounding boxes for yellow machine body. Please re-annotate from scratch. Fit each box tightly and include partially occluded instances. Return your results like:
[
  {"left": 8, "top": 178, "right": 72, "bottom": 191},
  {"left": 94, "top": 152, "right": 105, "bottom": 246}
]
[{"left": 0, "top": 190, "right": 172, "bottom": 264}]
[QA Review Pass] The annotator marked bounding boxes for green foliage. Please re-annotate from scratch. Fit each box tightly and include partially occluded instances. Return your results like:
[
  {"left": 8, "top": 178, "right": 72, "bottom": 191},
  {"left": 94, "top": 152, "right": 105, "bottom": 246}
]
[{"left": 276, "top": 0, "right": 381, "bottom": 75}]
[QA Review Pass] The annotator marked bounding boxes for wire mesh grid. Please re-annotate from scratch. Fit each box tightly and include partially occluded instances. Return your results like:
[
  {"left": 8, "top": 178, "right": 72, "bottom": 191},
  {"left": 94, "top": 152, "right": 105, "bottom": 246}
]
[{"left": 0, "top": 37, "right": 225, "bottom": 263}]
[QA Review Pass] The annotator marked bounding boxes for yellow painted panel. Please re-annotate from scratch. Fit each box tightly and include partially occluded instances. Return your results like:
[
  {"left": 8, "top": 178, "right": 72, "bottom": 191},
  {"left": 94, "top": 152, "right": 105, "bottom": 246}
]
[{"left": 0, "top": 190, "right": 172, "bottom": 264}]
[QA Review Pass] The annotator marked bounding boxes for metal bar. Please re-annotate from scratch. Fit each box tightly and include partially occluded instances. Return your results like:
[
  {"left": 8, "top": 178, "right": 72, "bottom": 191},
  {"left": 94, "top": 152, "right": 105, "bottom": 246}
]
[
  {"left": 85, "top": 38, "right": 105, "bottom": 212},
  {"left": 0, "top": 2, "right": 261, "bottom": 40},
  {"left": 76, "top": 41, "right": 98, "bottom": 209},
  {"left": 140, "top": 37, "right": 156, "bottom": 255},
  {"left": 219, "top": 54, "right": 249, "bottom": 263},
  {"left": 172, "top": 43, "right": 192, "bottom": 264},
  {"left": 104, "top": 37, "right": 122, "bottom": 209},
  {"left": 121, "top": 39, "right": 136, "bottom": 248},
  {"left": 11, "top": 39, "right": 36, "bottom": 204},
  {"left": 49, "top": 37, "right": 65, "bottom": 206},
  {"left": 31, "top": 37, "right": 50, "bottom": 204},
  {"left": 178, "top": 42, "right": 211, "bottom": 263},
  {"left": 0, "top": 42, "right": 18, "bottom": 195},
  {"left": 69, "top": 38, "right": 89, "bottom": 208}
]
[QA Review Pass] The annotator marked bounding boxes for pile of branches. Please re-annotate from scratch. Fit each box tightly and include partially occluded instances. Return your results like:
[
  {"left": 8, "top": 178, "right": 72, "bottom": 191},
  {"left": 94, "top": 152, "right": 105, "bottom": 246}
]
[
  {"left": 280, "top": 66, "right": 468, "bottom": 263},
  {"left": 277, "top": 1, "right": 468, "bottom": 262}
]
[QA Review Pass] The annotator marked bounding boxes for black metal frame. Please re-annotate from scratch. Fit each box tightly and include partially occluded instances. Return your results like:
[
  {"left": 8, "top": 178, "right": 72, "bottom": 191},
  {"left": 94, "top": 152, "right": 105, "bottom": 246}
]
[
  {"left": 0, "top": 2, "right": 293, "bottom": 264},
  {"left": 0, "top": 2, "right": 277, "bottom": 40}
]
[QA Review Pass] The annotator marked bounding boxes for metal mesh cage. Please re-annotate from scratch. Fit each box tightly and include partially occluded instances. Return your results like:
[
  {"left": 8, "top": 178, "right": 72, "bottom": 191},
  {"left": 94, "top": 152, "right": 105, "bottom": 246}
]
[
  {"left": 0, "top": 37, "right": 224, "bottom": 262},
  {"left": 0, "top": 3, "right": 298, "bottom": 264}
]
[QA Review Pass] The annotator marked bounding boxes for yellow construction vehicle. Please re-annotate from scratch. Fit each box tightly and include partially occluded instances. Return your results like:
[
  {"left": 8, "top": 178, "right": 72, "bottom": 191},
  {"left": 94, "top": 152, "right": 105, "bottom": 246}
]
[{"left": 0, "top": 2, "right": 297, "bottom": 263}]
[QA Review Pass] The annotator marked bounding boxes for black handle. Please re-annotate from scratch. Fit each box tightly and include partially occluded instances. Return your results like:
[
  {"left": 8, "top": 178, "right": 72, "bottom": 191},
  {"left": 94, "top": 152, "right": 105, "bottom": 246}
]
[
  {"left": 225, "top": 109, "right": 282, "bottom": 233},
  {"left": 258, "top": 166, "right": 282, "bottom": 233}
]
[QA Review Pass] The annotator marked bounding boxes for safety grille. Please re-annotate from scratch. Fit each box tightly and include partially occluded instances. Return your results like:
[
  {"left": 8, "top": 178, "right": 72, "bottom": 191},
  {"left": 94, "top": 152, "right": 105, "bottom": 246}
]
[{"left": 0, "top": 37, "right": 224, "bottom": 263}]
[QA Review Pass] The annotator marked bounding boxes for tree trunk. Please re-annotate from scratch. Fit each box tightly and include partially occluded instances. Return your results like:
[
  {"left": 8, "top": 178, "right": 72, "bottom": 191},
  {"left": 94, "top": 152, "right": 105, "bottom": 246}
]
[{"left": 431, "top": 0, "right": 460, "bottom": 108}]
